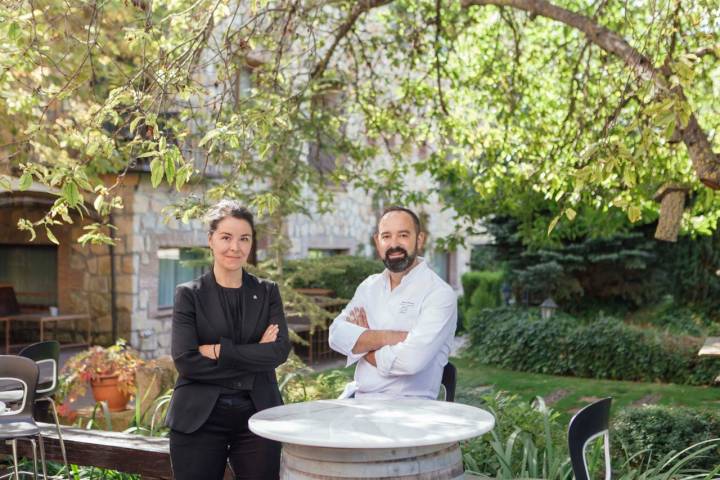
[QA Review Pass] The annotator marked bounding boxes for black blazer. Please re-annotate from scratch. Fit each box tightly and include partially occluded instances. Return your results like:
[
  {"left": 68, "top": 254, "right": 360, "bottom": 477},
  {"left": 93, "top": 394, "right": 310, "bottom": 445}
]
[{"left": 165, "top": 270, "right": 291, "bottom": 433}]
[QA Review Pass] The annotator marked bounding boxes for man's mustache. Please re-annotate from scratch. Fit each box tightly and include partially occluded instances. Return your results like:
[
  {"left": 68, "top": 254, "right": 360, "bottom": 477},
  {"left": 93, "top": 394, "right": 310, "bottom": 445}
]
[{"left": 385, "top": 247, "right": 408, "bottom": 260}]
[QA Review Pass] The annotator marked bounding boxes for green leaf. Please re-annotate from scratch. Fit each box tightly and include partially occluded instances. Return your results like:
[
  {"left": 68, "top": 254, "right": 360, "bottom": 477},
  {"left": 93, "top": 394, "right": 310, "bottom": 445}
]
[
  {"left": 8, "top": 22, "right": 20, "bottom": 42},
  {"left": 198, "top": 129, "right": 220, "bottom": 148},
  {"left": 175, "top": 164, "right": 191, "bottom": 190},
  {"left": 628, "top": 205, "right": 642, "bottom": 223},
  {"left": 150, "top": 158, "right": 164, "bottom": 187},
  {"left": 623, "top": 166, "right": 636, "bottom": 187},
  {"left": 94, "top": 195, "right": 104, "bottom": 213},
  {"left": 165, "top": 154, "right": 176, "bottom": 183},
  {"left": 129, "top": 115, "right": 144, "bottom": 135},
  {"left": 0, "top": 175, "right": 11, "bottom": 191},
  {"left": 45, "top": 227, "right": 60, "bottom": 245},
  {"left": 547, "top": 215, "right": 561, "bottom": 236},
  {"left": 18, "top": 172, "right": 32, "bottom": 191},
  {"left": 63, "top": 182, "right": 81, "bottom": 207},
  {"left": 565, "top": 208, "right": 576, "bottom": 221},
  {"left": 136, "top": 151, "right": 159, "bottom": 158}
]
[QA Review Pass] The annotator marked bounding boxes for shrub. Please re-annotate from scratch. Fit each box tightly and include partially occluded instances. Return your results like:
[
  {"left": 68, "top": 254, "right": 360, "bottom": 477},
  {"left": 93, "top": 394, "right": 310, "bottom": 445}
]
[
  {"left": 466, "top": 307, "right": 720, "bottom": 385},
  {"left": 456, "top": 295, "right": 466, "bottom": 334},
  {"left": 462, "top": 270, "right": 504, "bottom": 313},
  {"left": 461, "top": 393, "right": 720, "bottom": 479},
  {"left": 612, "top": 405, "right": 720, "bottom": 470},
  {"left": 628, "top": 298, "right": 720, "bottom": 337},
  {"left": 284, "top": 255, "right": 383, "bottom": 299},
  {"left": 462, "top": 393, "right": 569, "bottom": 478}
]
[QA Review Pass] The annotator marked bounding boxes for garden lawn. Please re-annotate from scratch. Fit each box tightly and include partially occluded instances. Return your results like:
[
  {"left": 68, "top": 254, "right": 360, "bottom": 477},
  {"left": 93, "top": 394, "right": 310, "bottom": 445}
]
[{"left": 453, "top": 356, "right": 720, "bottom": 422}]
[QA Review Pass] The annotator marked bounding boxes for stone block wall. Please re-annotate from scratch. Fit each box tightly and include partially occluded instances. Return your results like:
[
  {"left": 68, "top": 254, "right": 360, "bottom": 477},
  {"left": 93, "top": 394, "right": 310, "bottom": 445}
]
[
  {"left": 0, "top": 193, "right": 111, "bottom": 342},
  {"left": 123, "top": 175, "right": 207, "bottom": 358}
]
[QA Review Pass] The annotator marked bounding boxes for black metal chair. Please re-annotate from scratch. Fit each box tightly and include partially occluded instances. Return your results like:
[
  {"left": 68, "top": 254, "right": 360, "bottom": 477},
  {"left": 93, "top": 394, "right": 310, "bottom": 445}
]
[
  {"left": 0, "top": 355, "right": 48, "bottom": 479},
  {"left": 18, "top": 341, "right": 69, "bottom": 479},
  {"left": 440, "top": 361, "right": 456, "bottom": 402},
  {"left": 568, "top": 397, "right": 612, "bottom": 480}
]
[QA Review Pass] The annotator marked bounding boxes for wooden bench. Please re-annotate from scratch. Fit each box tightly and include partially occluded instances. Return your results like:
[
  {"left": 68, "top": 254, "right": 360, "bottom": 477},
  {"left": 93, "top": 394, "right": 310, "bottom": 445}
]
[
  {"left": 0, "top": 423, "right": 230, "bottom": 479},
  {"left": 0, "top": 423, "right": 172, "bottom": 479}
]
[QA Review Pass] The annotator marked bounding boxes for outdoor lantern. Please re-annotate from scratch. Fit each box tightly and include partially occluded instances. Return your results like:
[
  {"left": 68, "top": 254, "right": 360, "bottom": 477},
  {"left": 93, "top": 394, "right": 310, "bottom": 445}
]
[
  {"left": 540, "top": 297, "right": 558, "bottom": 320},
  {"left": 501, "top": 283, "right": 512, "bottom": 305}
]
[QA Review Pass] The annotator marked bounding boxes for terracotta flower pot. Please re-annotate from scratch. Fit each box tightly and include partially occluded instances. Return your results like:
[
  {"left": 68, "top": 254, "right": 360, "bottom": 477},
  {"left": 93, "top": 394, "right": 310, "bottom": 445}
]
[{"left": 91, "top": 375, "right": 130, "bottom": 412}]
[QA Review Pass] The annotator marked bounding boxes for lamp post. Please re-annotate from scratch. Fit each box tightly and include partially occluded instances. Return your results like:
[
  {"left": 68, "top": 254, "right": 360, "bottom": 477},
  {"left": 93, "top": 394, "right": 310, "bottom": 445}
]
[{"left": 540, "top": 298, "right": 558, "bottom": 320}]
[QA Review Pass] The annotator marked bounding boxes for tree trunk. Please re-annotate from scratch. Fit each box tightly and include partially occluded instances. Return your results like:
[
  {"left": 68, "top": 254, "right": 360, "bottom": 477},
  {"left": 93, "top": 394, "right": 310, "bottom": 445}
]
[{"left": 654, "top": 189, "right": 686, "bottom": 242}]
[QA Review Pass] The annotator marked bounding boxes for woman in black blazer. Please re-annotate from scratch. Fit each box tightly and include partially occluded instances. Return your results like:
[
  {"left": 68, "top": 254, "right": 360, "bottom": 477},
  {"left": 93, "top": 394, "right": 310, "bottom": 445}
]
[{"left": 165, "top": 200, "right": 291, "bottom": 480}]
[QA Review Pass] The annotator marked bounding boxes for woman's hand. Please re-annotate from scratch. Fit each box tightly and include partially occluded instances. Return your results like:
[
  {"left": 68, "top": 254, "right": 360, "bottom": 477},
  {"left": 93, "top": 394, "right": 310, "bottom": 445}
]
[
  {"left": 260, "top": 324, "right": 279, "bottom": 343},
  {"left": 199, "top": 344, "right": 220, "bottom": 360}
]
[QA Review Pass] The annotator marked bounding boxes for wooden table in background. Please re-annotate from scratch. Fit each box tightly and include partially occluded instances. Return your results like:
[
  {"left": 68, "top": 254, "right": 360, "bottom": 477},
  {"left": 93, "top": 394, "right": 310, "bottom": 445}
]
[{"left": 0, "top": 313, "right": 91, "bottom": 353}]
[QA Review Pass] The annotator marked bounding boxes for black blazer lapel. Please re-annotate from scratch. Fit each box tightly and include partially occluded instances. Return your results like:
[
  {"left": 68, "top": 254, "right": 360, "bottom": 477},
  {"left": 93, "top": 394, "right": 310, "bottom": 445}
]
[
  {"left": 241, "top": 270, "right": 263, "bottom": 344},
  {"left": 198, "top": 271, "right": 233, "bottom": 339}
]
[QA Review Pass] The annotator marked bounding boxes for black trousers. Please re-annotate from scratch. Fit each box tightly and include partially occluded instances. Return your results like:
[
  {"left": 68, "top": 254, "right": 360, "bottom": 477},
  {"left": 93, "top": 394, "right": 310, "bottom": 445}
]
[{"left": 169, "top": 394, "right": 281, "bottom": 480}]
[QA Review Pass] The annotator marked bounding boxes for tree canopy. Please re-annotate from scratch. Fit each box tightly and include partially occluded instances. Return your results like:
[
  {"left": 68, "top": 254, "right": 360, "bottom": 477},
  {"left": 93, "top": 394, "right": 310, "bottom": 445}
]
[{"left": 1, "top": 0, "right": 718, "bottom": 247}]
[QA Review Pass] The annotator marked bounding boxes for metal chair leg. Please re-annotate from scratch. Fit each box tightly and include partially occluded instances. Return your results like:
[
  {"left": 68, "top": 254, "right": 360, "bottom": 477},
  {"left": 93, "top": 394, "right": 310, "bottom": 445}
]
[
  {"left": 42, "top": 398, "right": 69, "bottom": 479},
  {"left": 11, "top": 439, "right": 19, "bottom": 480},
  {"left": 36, "top": 431, "right": 48, "bottom": 480},
  {"left": 29, "top": 439, "right": 38, "bottom": 480}
]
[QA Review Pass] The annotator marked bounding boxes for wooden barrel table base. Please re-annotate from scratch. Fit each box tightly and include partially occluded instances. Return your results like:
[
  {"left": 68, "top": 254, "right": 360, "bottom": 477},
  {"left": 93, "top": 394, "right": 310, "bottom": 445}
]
[{"left": 280, "top": 442, "right": 465, "bottom": 479}]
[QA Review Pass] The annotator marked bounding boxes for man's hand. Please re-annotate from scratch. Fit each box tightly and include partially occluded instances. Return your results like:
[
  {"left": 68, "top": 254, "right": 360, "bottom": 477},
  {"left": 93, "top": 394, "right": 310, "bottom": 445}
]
[
  {"left": 260, "top": 324, "right": 279, "bottom": 343},
  {"left": 364, "top": 350, "right": 377, "bottom": 366},
  {"left": 347, "top": 307, "right": 369, "bottom": 328},
  {"left": 199, "top": 344, "right": 220, "bottom": 360}
]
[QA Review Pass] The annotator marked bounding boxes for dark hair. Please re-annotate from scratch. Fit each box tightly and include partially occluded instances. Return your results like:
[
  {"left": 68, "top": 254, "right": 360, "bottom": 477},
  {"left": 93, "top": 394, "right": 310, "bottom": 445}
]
[
  {"left": 377, "top": 206, "right": 422, "bottom": 234},
  {"left": 205, "top": 200, "right": 257, "bottom": 264}
]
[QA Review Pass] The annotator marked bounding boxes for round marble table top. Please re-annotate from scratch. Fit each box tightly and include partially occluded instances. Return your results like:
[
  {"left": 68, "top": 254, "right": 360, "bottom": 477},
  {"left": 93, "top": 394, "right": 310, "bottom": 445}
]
[{"left": 249, "top": 398, "right": 495, "bottom": 448}]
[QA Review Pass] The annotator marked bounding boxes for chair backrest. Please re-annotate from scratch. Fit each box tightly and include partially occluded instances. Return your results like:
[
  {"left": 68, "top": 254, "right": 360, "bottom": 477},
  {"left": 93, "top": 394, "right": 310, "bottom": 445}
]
[
  {"left": 19, "top": 341, "right": 60, "bottom": 395},
  {"left": 441, "top": 362, "right": 456, "bottom": 402},
  {"left": 568, "top": 397, "right": 612, "bottom": 480},
  {"left": 0, "top": 355, "right": 39, "bottom": 418},
  {"left": 0, "top": 285, "right": 21, "bottom": 316}
]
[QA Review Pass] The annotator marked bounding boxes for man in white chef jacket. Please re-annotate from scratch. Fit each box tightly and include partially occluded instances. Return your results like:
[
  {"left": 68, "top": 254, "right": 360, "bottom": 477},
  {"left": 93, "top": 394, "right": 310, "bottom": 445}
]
[{"left": 328, "top": 206, "right": 457, "bottom": 399}]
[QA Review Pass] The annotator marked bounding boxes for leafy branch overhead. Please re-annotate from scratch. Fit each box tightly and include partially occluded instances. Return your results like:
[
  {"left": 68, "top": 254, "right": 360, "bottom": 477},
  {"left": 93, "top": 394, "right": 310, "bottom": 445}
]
[{"left": 1, "top": 0, "right": 718, "bottom": 245}]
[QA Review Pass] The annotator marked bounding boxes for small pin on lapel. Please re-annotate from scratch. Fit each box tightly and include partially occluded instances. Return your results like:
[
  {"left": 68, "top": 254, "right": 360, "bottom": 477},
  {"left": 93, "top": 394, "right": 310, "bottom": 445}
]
[{"left": 253, "top": 294, "right": 258, "bottom": 300}]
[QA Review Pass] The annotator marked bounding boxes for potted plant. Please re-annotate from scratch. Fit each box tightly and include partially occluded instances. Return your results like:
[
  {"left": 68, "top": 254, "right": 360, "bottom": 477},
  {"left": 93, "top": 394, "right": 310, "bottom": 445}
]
[{"left": 60, "top": 339, "right": 144, "bottom": 412}]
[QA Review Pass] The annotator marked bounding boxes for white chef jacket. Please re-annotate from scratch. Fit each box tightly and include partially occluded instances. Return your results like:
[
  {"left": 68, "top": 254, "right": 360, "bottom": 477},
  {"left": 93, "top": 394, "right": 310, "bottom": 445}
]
[{"left": 328, "top": 259, "right": 457, "bottom": 399}]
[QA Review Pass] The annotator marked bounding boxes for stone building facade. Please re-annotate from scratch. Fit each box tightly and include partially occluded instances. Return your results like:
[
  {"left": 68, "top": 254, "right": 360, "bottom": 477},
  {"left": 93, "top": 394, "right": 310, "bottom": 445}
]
[{"left": 1, "top": 171, "right": 472, "bottom": 357}]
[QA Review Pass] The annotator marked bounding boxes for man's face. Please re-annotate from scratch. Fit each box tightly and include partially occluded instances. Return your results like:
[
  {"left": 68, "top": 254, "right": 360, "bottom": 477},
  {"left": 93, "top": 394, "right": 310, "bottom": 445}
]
[{"left": 374, "top": 211, "right": 425, "bottom": 273}]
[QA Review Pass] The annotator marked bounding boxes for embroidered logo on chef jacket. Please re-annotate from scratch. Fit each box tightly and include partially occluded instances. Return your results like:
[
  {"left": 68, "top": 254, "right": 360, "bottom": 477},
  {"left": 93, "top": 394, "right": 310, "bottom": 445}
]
[{"left": 399, "top": 301, "right": 414, "bottom": 314}]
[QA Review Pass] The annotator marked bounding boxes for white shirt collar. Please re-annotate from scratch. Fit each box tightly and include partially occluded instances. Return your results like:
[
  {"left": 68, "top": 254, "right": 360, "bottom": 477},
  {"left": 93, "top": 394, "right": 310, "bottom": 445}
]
[{"left": 382, "top": 257, "right": 427, "bottom": 289}]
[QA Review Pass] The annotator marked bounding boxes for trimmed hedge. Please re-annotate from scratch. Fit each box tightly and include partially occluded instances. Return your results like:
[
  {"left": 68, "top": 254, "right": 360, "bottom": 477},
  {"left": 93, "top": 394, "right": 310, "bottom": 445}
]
[
  {"left": 612, "top": 405, "right": 720, "bottom": 470},
  {"left": 466, "top": 307, "right": 720, "bottom": 385},
  {"left": 284, "top": 255, "right": 383, "bottom": 299}
]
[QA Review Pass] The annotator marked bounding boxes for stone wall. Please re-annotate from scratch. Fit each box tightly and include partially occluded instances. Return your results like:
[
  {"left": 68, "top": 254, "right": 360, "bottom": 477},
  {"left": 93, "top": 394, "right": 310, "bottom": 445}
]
[
  {"left": 0, "top": 192, "right": 111, "bottom": 342},
  {"left": 285, "top": 181, "right": 477, "bottom": 291},
  {"left": 121, "top": 175, "right": 207, "bottom": 358}
]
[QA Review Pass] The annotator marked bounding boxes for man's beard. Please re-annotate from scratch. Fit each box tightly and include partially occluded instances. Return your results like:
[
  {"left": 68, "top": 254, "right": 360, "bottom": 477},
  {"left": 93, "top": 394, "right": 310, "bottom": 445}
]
[{"left": 383, "top": 246, "right": 417, "bottom": 273}]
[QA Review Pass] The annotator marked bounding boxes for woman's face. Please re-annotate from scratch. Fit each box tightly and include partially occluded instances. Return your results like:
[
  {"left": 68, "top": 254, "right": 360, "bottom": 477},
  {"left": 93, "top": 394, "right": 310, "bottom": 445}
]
[{"left": 208, "top": 216, "right": 253, "bottom": 272}]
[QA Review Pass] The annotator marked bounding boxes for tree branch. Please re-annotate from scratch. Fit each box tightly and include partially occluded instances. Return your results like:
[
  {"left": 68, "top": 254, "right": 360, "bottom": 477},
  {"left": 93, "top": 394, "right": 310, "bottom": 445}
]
[
  {"left": 461, "top": 0, "right": 720, "bottom": 190},
  {"left": 309, "top": 0, "right": 394, "bottom": 81},
  {"left": 434, "top": 0, "right": 449, "bottom": 115}
]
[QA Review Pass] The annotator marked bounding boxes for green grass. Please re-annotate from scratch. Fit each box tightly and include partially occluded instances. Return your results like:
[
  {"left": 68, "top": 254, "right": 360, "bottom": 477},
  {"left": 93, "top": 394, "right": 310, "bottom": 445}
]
[{"left": 453, "top": 356, "right": 720, "bottom": 422}]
